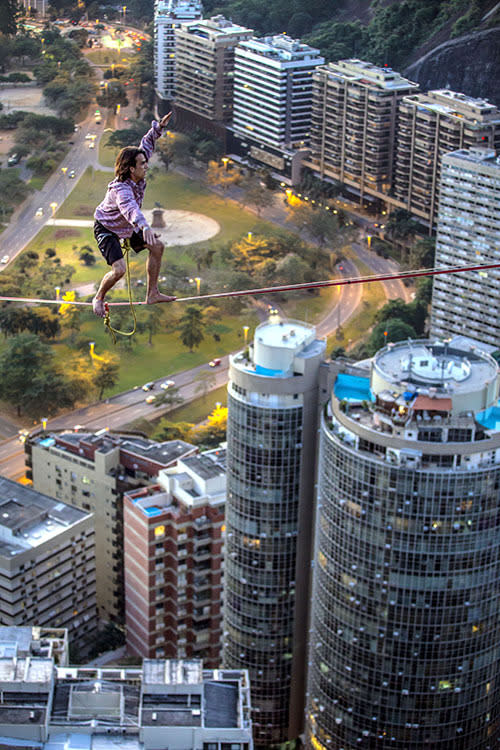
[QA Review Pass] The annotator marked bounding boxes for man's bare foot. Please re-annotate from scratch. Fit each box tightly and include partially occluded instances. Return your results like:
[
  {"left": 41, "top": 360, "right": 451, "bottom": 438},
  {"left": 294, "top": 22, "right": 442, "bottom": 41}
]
[
  {"left": 93, "top": 297, "right": 106, "bottom": 317},
  {"left": 147, "top": 292, "right": 176, "bottom": 304}
]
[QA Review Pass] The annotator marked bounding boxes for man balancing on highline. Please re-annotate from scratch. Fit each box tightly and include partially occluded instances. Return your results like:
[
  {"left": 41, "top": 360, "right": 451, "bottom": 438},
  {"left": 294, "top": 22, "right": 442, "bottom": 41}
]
[{"left": 92, "top": 112, "right": 176, "bottom": 317}]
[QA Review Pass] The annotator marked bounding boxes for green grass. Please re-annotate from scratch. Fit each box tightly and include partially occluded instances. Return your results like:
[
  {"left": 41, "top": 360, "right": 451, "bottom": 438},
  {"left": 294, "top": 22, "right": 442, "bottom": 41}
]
[
  {"left": 28, "top": 175, "right": 48, "bottom": 191},
  {"left": 166, "top": 384, "right": 228, "bottom": 425},
  {"left": 99, "top": 130, "right": 117, "bottom": 168}
]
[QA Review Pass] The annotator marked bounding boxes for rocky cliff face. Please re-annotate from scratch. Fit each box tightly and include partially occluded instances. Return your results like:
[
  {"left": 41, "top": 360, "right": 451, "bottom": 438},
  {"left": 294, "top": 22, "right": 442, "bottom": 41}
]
[{"left": 405, "top": 27, "right": 500, "bottom": 105}]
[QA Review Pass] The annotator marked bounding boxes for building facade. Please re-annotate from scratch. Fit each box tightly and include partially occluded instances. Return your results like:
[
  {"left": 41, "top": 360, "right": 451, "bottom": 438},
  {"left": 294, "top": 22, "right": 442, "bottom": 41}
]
[
  {"left": 154, "top": 0, "right": 203, "bottom": 110},
  {"left": 430, "top": 148, "right": 500, "bottom": 348},
  {"left": 233, "top": 35, "right": 324, "bottom": 149},
  {"left": 223, "top": 319, "right": 326, "bottom": 745},
  {"left": 124, "top": 450, "right": 225, "bottom": 665},
  {"left": 307, "top": 339, "right": 500, "bottom": 749},
  {"left": 0, "top": 477, "right": 97, "bottom": 654},
  {"left": 394, "top": 90, "right": 500, "bottom": 227},
  {"left": 174, "top": 15, "right": 253, "bottom": 126},
  {"left": 27, "top": 430, "right": 196, "bottom": 621},
  {"left": 307, "top": 59, "right": 418, "bottom": 206}
]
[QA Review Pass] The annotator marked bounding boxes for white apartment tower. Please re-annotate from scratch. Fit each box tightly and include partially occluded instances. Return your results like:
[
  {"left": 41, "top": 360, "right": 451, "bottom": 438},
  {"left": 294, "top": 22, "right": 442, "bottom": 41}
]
[
  {"left": 223, "top": 319, "right": 326, "bottom": 745},
  {"left": 430, "top": 148, "right": 500, "bottom": 348},
  {"left": 233, "top": 35, "right": 324, "bottom": 149},
  {"left": 154, "top": 0, "right": 203, "bottom": 107}
]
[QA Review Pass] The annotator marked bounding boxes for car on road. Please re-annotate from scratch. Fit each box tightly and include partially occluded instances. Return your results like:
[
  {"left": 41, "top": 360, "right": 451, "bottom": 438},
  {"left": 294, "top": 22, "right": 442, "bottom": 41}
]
[
  {"left": 35, "top": 207, "right": 44, "bottom": 217},
  {"left": 145, "top": 395, "right": 156, "bottom": 404},
  {"left": 160, "top": 380, "right": 175, "bottom": 390},
  {"left": 85, "top": 133, "right": 95, "bottom": 140},
  {"left": 209, "top": 358, "right": 221, "bottom": 367},
  {"left": 88, "top": 142, "right": 95, "bottom": 149},
  {"left": 68, "top": 169, "right": 76, "bottom": 178},
  {"left": 142, "top": 381, "right": 155, "bottom": 391},
  {"left": 7, "top": 153, "right": 20, "bottom": 166},
  {"left": 0, "top": 255, "right": 9, "bottom": 264}
]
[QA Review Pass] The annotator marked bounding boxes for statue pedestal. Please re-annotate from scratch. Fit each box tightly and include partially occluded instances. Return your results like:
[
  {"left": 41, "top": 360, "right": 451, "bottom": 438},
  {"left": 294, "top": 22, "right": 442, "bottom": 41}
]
[{"left": 151, "top": 208, "right": 165, "bottom": 228}]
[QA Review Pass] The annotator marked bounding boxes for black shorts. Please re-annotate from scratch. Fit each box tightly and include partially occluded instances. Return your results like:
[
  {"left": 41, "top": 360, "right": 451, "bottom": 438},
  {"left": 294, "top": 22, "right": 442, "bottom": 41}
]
[{"left": 94, "top": 220, "right": 147, "bottom": 266}]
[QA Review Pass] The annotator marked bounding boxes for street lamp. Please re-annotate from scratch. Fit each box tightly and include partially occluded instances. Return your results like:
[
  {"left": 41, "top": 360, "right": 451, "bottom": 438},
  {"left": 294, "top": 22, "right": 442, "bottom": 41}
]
[
  {"left": 41, "top": 417, "right": 48, "bottom": 431},
  {"left": 55, "top": 287, "right": 60, "bottom": 301},
  {"left": 243, "top": 325, "right": 249, "bottom": 346},
  {"left": 194, "top": 277, "right": 201, "bottom": 295},
  {"left": 50, "top": 201, "right": 58, "bottom": 220},
  {"left": 366, "top": 234, "right": 372, "bottom": 249},
  {"left": 221, "top": 157, "right": 229, "bottom": 171},
  {"left": 122, "top": 5, "right": 127, "bottom": 22}
]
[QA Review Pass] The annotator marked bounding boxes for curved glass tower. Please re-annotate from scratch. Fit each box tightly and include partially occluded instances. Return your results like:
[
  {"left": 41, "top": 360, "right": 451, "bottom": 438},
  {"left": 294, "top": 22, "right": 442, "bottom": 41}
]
[
  {"left": 224, "top": 319, "right": 326, "bottom": 746},
  {"left": 307, "top": 339, "right": 500, "bottom": 749}
]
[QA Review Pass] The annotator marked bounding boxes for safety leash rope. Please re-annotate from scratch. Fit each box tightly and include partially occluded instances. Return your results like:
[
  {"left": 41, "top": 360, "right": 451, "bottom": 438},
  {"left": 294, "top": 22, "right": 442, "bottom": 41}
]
[{"left": 103, "top": 238, "right": 137, "bottom": 343}]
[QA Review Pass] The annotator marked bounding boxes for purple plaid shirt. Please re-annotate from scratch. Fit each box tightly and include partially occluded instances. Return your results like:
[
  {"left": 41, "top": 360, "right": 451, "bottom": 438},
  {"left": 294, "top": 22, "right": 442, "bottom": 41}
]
[{"left": 94, "top": 120, "right": 163, "bottom": 238}]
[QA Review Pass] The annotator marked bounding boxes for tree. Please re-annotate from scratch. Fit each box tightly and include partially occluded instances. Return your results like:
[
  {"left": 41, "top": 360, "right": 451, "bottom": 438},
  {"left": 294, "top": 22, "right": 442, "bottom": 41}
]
[
  {"left": 241, "top": 173, "right": 269, "bottom": 217},
  {"left": 385, "top": 209, "right": 420, "bottom": 242},
  {"left": 153, "top": 419, "right": 194, "bottom": 442},
  {"left": 91, "top": 353, "right": 120, "bottom": 400},
  {"left": 179, "top": 306, "right": 205, "bottom": 352},
  {"left": 368, "top": 318, "right": 417, "bottom": 354},
  {"left": 79, "top": 246, "right": 96, "bottom": 266},
  {"left": 206, "top": 160, "right": 241, "bottom": 199},
  {"left": 0, "top": 0, "right": 18, "bottom": 35},
  {"left": 0, "top": 334, "right": 87, "bottom": 417},
  {"left": 194, "top": 368, "right": 216, "bottom": 398},
  {"left": 287, "top": 201, "right": 340, "bottom": 248},
  {"left": 107, "top": 121, "right": 148, "bottom": 149},
  {"left": 190, "top": 405, "right": 227, "bottom": 448},
  {"left": 96, "top": 80, "right": 128, "bottom": 110},
  {"left": 156, "top": 132, "right": 193, "bottom": 169},
  {"left": 153, "top": 385, "right": 184, "bottom": 409}
]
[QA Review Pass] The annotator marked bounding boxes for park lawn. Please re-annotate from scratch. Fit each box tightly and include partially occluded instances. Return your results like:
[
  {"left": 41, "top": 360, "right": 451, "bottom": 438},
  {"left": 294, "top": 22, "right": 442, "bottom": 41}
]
[
  {"left": 71, "top": 306, "right": 261, "bottom": 395},
  {"left": 86, "top": 48, "right": 135, "bottom": 66},
  {"left": 99, "top": 131, "right": 117, "bottom": 169},
  {"left": 166, "top": 384, "right": 228, "bottom": 425},
  {"left": 282, "top": 284, "right": 339, "bottom": 325}
]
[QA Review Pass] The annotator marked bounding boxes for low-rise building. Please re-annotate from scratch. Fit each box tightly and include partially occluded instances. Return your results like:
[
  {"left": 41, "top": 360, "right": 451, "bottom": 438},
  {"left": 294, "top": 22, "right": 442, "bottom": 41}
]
[
  {"left": 124, "top": 449, "right": 225, "bottom": 665},
  {"left": 0, "top": 478, "right": 97, "bottom": 655},
  {"left": 27, "top": 431, "right": 196, "bottom": 622}
]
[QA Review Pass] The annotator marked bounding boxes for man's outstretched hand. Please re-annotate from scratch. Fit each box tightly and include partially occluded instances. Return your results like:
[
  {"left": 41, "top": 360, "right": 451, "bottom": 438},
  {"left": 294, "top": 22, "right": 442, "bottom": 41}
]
[{"left": 159, "top": 112, "right": 172, "bottom": 130}]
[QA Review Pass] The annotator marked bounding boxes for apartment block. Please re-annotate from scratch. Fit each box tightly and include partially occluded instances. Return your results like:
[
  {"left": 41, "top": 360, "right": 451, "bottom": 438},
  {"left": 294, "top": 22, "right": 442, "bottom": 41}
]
[
  {"left": 0, "top": 624, "right": 69, "bottom": 665},
  {"left": 0, "top": 477, "right": 97, "bottom": 654},
  {"left": 0, "top": 648, "right": 253, "bottom": 750},
  {"left": 154, "top": 0, "right": 203, "bottom": 108},
  {"left": 27, "top": 430, "right": 196, "bottom": 622},
  {"left": 174, "top": 15, "right": 253, "bottom": 125},
  {"left": 394, "top": 89, "right": 500, "bottom": 226},
  {"left": 307, "top": 339, "right": 500, "bottom": 748},
  {"left": 124, "top": 450, "right": 225, "bottom": 665},
  {"left": 233, "top": 35, "right": 324, "bottom": 149},
  {"left": 430, "top": 147, "right": 500, "bottom": 347},
  {"left": 224, "top": 320, "right": 326, "bottom": 745},
  {"left": 308, "top": 59, "right": 418, "bottom": 203}
]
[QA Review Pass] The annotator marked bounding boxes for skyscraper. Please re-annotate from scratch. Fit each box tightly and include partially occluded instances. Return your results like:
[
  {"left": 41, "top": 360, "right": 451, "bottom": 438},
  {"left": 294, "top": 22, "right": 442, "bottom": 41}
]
[
  {"left": 223, "top": 319, "right": 326, "bottom": 745},
  {"left": 394, "top": 90, "right": 500, "bottom": 227},
  {"left": 430, "top": 147, "right": 500, "bottom": 348},
  {"left": 308, "top": 59, "right": 418, "bottom": 206},
  {"left": 153, "top": 0, "right": 203, "bottom": 111},
  {"left": 307, "top": 339, "right": 500, "bottom": 748}
]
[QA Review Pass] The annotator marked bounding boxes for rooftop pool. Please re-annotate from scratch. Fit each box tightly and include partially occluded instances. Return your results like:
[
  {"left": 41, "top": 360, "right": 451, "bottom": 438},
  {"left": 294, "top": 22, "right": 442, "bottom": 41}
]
[
  {"left": 476, "top": 405, "right": 500, "bottom": 431},
  {"left": 334, "top": 373, "right": 373, "bottom": 403}
]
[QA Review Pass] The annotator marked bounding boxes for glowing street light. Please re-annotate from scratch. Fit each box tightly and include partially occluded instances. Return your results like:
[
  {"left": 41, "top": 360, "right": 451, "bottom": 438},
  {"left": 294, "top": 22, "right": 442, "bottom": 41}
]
[
  {"left": 243, "top": 325, "right": 249, "bottom": 346},
  {"left": 366, "top": 234, "right": 372, "bottom": 249},
  {"left": 41, "top": 417, "right": 48, "bottom": 430},
  {"left": 221, "top": 157, "right": 229, "bottom": 171},
  {"left": 194, "top": 276, "right": 201, "bottom": 295},
  {"left": 55, "top": 287, "right": 60, "bottom": 301},
  {"left": 50, "top": 201, "right": 58, "bottom": 219}
]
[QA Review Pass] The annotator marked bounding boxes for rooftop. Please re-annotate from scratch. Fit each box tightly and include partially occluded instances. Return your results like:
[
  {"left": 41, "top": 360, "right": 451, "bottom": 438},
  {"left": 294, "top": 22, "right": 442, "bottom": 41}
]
[
  {"left": 443, "top": 147, "right": 500, "bottom": 168},
  {"left": 239, "top": 35, "right": 323, "bottom": 62},
  {"left": 0, "top": 478, "right": 90, "bottom": 558},
  {"left": 324, "top": 58, "right": 418, "bottom": 90},
  {"left": 403, "top": 89, "right": 500, "bottom": 120},
  {"left": 182, "top": 454, "right": 225, "bottom": 480}
]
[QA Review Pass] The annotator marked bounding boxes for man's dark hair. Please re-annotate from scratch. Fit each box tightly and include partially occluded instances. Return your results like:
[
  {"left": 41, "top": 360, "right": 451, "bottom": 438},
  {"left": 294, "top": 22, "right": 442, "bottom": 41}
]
[{"left": 115, "top": 146, "right": 147, "bottom": 181}]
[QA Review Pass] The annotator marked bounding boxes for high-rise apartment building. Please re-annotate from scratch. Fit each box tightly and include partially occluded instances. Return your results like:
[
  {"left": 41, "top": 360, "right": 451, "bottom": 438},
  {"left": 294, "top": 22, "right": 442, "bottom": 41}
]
[
  {"left": 27, "top": 430, "right": 196, "bottom": 621},
  {"left": 233, "top": 35, "right": 324, "bottom": 149},
  {"left": 124, "top": 450, "right": 225, "bottom": 664},
  {"left": 223, "top": 319, "right": 326, "bottom": 745},
  {"left": 0, "top": 477, "right": 97, "bottom": 654},
  {"left": 431, "top": 147, "right": 500, "bottom": 348},
  {"left": 394, "top": 89, "right": 500, "bottom": 226},
  {"left": 154, "top": 0, "right": 203, "bottom": 110},
  {"left": 307, "top": 338, "right": 500, "bottom": 748},
  {"left": 307, "top": 59, "right": 418, "bottom": 204},
  {"left": 174, "top": 15, "right": 253, "bottom": 127}
]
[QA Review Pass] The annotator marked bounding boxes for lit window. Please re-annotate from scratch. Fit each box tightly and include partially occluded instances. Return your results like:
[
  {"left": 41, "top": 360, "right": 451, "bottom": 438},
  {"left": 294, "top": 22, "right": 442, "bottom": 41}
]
[{"left": 154, "top": 525, "right": 165, "bottom": 537}]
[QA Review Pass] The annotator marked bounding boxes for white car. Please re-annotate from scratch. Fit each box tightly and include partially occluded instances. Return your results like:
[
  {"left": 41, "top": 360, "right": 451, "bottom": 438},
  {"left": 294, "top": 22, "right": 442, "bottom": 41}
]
[
  {"left": 85, "top": 133, "right": 94, "bottom": 140},
  {"left": 0, "top": 255, "right": 9, "bottom": 264},
  {"left": 35, "top": 207, "right": 44, "bottom": 217},
  {"left": 88, "top": 141, "right": 95, "bottom": 149},
  {"left": 160, "top": 380, "right": 175, "bottom": 390}
]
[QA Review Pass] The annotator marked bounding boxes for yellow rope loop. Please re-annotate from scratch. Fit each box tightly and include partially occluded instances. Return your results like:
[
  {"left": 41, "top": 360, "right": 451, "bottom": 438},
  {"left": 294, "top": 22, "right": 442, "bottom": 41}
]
[{"left": 103, "top": 238, "right": 138, "bottom": 343}]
